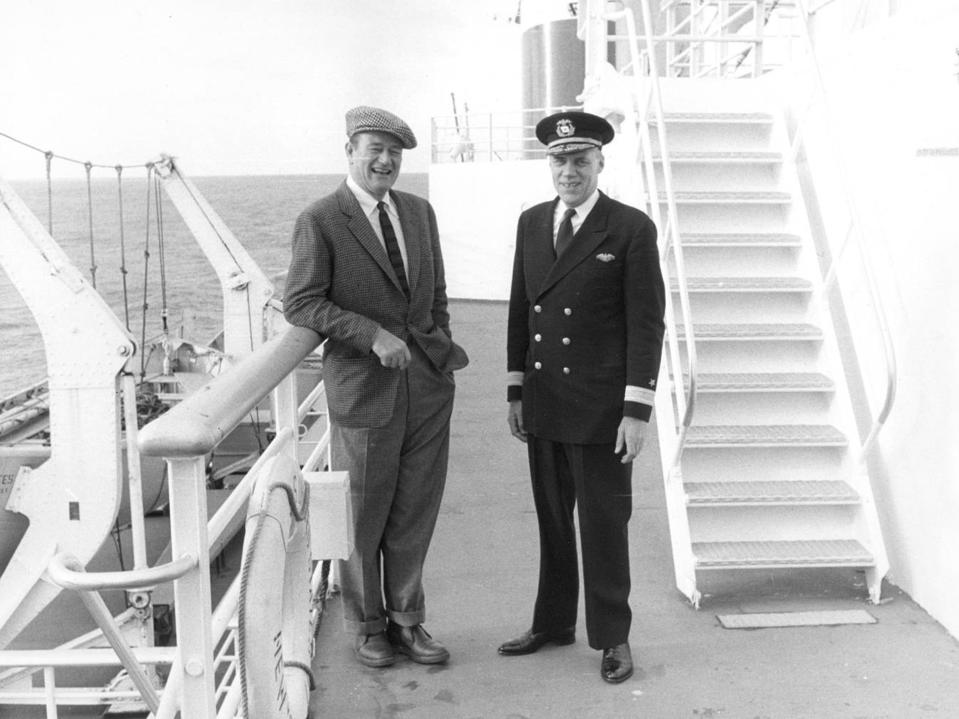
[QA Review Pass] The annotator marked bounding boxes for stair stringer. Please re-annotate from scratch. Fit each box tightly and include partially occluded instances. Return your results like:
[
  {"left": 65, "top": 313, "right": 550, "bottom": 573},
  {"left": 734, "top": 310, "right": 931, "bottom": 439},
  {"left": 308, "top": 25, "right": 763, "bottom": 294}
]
[{"left": 650, "top": 77, "right": 891, "bottom": 604}]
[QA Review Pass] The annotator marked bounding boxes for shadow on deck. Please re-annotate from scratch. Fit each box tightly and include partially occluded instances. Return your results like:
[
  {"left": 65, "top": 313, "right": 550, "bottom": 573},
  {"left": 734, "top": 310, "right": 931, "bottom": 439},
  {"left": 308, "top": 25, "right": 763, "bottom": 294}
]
[{"left": 309, "top": 300, "right": 959, "bottom": 719}]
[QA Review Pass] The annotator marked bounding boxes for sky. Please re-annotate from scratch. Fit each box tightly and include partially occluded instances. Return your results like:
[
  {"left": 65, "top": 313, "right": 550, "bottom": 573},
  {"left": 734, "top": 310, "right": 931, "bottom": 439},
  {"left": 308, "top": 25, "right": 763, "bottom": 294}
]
[{"left": 0, "top": 0, "right": 570, "bottom": 177}]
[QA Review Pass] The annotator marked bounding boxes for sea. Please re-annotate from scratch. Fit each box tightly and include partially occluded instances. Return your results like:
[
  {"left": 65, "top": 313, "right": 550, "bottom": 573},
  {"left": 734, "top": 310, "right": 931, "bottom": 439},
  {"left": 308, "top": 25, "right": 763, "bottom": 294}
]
[{"left": 0, "top": 172, "right": 428, "bottom": 398}]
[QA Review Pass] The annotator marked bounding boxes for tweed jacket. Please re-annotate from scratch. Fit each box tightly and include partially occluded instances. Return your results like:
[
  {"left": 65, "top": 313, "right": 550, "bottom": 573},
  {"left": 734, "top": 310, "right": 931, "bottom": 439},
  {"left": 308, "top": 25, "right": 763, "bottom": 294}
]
[
  {"left": 507, "top": 192, "right": 665, "bottom": 444},
  {"left": 284, "top": 181, "right": 468, "bottom": 428}
]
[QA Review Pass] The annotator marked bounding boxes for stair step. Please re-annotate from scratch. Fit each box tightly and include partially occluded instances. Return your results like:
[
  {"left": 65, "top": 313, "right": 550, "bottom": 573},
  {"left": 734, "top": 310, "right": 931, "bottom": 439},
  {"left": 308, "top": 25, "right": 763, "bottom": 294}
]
[
  {"left": 674, "top": 323, "right": 823, "bottom": 341},
  {"left": 656, "top": 151, "right": 782, "bottom": 163},
  {"left": 652, "top": 112, "right": 775, "bottom": 124},
  {"left": 682, "top": 233, "right": 802, "bottom": 248},
  {"left": 673, "top": 277, "right": 812, "bottom": 293},
  {"left": 693, "top": 539, "right": 874, "bottom": 569},
  {"left": 686, "top": 480, "right": 859, "bottom": 506},
  {"left": 661, "top": 191, "right": 792, "bottom": 204},
  {"left": 685, "top": 424, "right": 847, "bottom": 447},
  {"left": 689, "top": 372, "right": 834, "bottom": 393}
]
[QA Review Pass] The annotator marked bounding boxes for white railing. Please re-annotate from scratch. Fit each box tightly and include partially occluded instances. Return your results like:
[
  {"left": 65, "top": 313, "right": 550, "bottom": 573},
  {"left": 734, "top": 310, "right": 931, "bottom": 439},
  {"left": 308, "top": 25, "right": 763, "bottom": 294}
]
[
  {"left": 137, "top": 325, "right": 322, "bottom": 718},
  {"left": 791, "top": 0, "right": 897, "bottom": 455},
  {"left": 658, "top": 0, "right": 800, "bottom": 78},
  {"left": 596, "top": 1, "right": 699, "bottom": 471},
  {"left": 430, "top": 105, "right": 583, "bottom": 164}
]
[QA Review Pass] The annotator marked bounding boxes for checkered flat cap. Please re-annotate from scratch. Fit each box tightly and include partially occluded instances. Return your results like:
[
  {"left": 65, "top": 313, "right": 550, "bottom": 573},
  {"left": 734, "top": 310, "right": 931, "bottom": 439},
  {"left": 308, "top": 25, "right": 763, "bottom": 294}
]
[{"left": 345, "top": 105, "right": 417, "bottom": 149}]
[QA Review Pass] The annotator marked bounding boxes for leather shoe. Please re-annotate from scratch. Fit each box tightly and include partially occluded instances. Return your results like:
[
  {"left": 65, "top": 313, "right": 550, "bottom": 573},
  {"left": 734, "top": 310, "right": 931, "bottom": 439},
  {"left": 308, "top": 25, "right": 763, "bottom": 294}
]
[
  {"left": 386, "top": 623, "right": 450, "bottom": 664},
  {"left": 497, "top": 627, "right": 575, "bottom": 656},
  {"left": 601, "top": 642, "right": 633, "bottom": 683},
  {"left": 353, "top": 631, "right": 396, "bottom": 668}
]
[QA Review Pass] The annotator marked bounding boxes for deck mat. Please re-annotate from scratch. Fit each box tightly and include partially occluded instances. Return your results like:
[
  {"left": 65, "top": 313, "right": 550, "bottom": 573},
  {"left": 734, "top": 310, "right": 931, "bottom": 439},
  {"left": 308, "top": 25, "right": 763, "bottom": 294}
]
[{"left": 717, "top": 609, "right": 877, "bottom": 629}]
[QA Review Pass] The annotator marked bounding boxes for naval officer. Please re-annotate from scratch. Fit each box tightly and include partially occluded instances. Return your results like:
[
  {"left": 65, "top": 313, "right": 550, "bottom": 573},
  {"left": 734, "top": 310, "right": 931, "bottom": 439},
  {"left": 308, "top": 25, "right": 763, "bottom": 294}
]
[{"left": 499, "top": 111, "right": 665, "bottom": 683}]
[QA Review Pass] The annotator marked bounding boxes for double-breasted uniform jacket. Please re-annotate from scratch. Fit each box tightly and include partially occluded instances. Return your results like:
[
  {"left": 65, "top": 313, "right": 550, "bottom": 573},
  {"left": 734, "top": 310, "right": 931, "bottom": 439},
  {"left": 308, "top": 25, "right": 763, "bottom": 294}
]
[
  {"left": 507, "top": 192, "right": 666, "bottom": 444},
  {"left": 284, "top": 181, "right": 468, "bottom": 428}
]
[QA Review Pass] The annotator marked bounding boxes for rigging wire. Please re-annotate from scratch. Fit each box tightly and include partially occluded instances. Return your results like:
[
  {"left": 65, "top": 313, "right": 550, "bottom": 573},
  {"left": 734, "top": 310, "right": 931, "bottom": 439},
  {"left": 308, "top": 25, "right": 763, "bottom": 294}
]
[
  {"left": 115, "top": 165, "right": 132, "bottom": 329},
  {"left": 140, "top": 164, "right": 153, "bottom": 379},
  {"left": 153, "top": 172, "right": 169, "bottom": 334},
  {"left": 84, "top": 162, "right": 98, "bottom": 289},
  {"left": 0, "top": 130, "right": 148, "bottom": 171},
  {"left": 44, "top": 151, "right": 53, "bottom": 234}
]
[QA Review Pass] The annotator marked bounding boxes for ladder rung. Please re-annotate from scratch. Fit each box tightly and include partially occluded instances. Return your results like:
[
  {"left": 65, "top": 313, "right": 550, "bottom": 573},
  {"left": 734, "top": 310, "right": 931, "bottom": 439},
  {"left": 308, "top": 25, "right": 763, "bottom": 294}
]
[
  {"left": 686, "top": 480, "right": 859, "bottom": 506},
  {"left": 685, "top": 424, "right": 847, "bottom": 448},
  {"left": 693, "top": 539, "right": 874, "bottom": 569}
]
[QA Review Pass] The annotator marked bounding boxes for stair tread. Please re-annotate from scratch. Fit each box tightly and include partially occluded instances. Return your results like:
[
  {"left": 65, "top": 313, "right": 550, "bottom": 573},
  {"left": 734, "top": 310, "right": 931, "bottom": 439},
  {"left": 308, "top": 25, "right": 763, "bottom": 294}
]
[
  {"left": 656, "top": 150, "right": 782, "bottom": 161},
  {"left": 693, "top": 539, "right": 874, "bottom": 567},
  {"left": 686, "top": 480, "right": 859, "bottom": 504},
  {"left": 691, "top": 372, "right": 834, "bottom": 391},
  {"left": 653, "top": 112, "right": 775, "bottom": 123},
  {"left": 685, "top": 424, "right": 847, "bottom": 446},
  {"left": 674, "top": 323, "right": 823, "bottom": 340},
  {"left": 682, "top": 233, "right": 802, "bottom": 247},
  {"left": 661, "top": 191, "right": 791, "bottom": 202},
  {"left": 673, "top": 276, "right": 812, "bottom": 292}
]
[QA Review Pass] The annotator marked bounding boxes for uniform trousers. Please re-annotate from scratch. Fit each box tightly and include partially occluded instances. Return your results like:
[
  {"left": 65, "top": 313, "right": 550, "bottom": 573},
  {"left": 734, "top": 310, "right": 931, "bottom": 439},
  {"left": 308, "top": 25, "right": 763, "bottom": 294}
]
[
  {"left": 527, "top": 435, "right": 633, "bottom": 649},
  {"left": 332, "top": 343, "right": 455, "bottom": 636}
]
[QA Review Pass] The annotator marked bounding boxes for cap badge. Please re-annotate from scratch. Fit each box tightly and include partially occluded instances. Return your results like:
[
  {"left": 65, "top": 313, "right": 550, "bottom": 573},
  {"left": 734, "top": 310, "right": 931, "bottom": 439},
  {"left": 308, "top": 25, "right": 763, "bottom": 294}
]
[{"left": 556, "top": 119, "right": 575, "bottom": 137}]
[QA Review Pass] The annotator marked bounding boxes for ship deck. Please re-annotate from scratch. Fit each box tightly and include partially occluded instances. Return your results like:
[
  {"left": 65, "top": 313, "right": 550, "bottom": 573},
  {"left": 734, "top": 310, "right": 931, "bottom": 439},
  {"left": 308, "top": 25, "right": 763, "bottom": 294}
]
[{"left": 308, "top": 300, "right": 959, "bottom": 719}]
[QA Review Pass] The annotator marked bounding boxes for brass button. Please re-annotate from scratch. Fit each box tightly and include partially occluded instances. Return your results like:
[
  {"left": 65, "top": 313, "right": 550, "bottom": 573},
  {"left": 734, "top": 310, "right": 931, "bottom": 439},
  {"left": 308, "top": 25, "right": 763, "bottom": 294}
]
[
  {"left": 534, "top": 305, "right": 542, "bottom": 313},
  {"left": 562, "top": 337, "right": 571, "bottom": 345},
  {"left": 534, "top": 361, "right": 542, "bottom": 370},
  {"left": 564, "top": 308, "right": 572, "bottom": 316},
  {"left": 563, "top": 367, "right": 570, "bottom": 375},
  {"left": 534, "top": 334, "right": 542, "bottom": 342}
]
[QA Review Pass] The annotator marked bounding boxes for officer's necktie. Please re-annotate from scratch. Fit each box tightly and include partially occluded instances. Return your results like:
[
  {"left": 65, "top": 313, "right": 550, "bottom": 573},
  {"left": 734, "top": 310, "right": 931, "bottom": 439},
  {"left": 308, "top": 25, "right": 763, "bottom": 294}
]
[
  {"left": 377, "top": 201, "right": 410, "bottom": 299},
  {"left": 554, "top": 207, "right": 577, "bottom": 259}
]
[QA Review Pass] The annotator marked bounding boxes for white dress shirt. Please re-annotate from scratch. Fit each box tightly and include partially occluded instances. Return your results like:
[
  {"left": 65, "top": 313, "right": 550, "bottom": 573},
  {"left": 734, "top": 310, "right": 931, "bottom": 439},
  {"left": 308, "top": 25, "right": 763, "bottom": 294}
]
[{"left": 346, "top": 175, "right": 409, "bottom": 272}]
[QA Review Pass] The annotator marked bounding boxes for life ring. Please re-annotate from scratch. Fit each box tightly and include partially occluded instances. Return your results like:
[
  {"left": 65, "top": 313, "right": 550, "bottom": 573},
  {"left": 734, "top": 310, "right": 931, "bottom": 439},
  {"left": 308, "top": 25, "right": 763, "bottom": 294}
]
[{"left": 237, "top": 453, "right": 313, "bottom": 719}]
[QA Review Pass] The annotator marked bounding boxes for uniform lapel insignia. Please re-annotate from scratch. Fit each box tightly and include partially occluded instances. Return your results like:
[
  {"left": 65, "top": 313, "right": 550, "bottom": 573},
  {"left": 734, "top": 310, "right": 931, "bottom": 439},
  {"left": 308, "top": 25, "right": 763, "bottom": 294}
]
[{"left": 596, "top": 253, "right": 615, "bottom": 262}]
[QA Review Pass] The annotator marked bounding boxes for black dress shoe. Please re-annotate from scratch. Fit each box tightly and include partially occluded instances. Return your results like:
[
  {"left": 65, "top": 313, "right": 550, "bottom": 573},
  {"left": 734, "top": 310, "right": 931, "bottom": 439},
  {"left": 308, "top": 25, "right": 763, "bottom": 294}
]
[
  {"left": 497, "top": 627, "right": 576, "bottom": 656},
  {"left": 353, "top": 631, "right": 396, "bottom": 668},
  {"left": 601, "top": 642, "right": 633, "bottom": 683},
  {"left": 386, "top": 623, "right": 450, "bottom": 664}
]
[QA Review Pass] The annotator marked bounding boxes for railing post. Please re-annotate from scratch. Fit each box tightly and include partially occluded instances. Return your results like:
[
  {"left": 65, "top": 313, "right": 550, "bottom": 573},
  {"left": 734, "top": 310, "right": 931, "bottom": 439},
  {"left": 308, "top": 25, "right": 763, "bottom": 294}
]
[
  {"left": 167, "top": 456, "right": 216, "bottom": 718},
  {"left": 754, "top": 0, "right": 765, "bottom": 76}
]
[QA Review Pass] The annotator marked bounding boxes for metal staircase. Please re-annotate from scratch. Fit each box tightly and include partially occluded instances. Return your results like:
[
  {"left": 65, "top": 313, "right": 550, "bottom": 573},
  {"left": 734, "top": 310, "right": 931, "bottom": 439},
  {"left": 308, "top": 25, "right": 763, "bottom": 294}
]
[
  {"left": 582, "top": 0, "right": 896, "bottom": 608},
  {"left": 649, "top": 86, "right": 889, "bottom": 607}
]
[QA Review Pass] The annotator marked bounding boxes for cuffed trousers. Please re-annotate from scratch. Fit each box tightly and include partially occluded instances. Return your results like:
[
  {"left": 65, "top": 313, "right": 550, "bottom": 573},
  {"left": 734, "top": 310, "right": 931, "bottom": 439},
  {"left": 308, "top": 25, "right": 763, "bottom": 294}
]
[{"left": 332, "top": 345, "right": 455, "bottom": 635}]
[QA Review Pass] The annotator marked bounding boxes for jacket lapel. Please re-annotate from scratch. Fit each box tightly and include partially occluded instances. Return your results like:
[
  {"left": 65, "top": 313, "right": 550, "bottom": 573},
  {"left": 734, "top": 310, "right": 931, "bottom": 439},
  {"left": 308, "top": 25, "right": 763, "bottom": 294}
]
[
  {"left": 527, "top": 200, "right": 559, "bottom": 295},
  {"left": 536, "top": 193, "right": 611, "bottom": 298},
  {"left": 336, "top": 182, "right": 406, "bottom": 294}
]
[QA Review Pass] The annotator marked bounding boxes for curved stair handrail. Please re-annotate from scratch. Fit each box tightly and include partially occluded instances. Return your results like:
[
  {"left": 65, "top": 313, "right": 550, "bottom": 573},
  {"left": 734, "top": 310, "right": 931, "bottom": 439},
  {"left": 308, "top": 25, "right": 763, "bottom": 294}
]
[
  {"left": 795, "top": 0, "right": 898, "bottom": 455},
  {"left": 607, "top": 2, "right": 699, "bottom": 471}
]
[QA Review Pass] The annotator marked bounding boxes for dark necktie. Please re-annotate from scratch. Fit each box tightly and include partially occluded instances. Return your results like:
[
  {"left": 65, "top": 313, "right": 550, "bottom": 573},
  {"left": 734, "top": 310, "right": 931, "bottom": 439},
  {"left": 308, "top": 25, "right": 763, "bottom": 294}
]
[
  {"left": 377, "top": 201, "right": 410, "bottom": 298},
  {"left": 554, "top": 208, "right": 576, "bottom": 259}
]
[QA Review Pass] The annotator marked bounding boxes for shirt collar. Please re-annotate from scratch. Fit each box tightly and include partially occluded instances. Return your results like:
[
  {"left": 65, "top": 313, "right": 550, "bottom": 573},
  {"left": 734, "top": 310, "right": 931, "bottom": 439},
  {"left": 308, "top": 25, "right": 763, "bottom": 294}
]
[
  {"left": 346, "top": 175, "right": 396, "bottom": 218},
  {"left": 559, "top": 188, "right": 600, "bottom": 221}
]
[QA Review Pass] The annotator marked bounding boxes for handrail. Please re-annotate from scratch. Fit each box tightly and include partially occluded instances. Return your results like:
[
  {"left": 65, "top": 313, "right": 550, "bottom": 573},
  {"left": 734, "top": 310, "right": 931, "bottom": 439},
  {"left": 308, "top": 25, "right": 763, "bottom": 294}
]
[
  {"left": 138, "top": 326, "right": 322, "bottom": 458},
  {"left": 794, "top": 0, "right": 897, "bottom": 454},
  {"left": 610, "top": 2, "right": 699, "bottom": 470},
  {"left": 47, "top": 552, "right": 197, "bottom": 592}
]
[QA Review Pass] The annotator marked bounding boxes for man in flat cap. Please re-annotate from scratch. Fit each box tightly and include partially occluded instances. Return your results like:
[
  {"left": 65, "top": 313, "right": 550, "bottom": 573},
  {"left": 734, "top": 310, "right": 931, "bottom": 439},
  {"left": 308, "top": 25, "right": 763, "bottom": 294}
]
[
  {"left": 499, "top": 111, "right": 665, "bottom": 683},
  {"left": 284, "top": 105, "right": 468, "bottom": 668}
]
